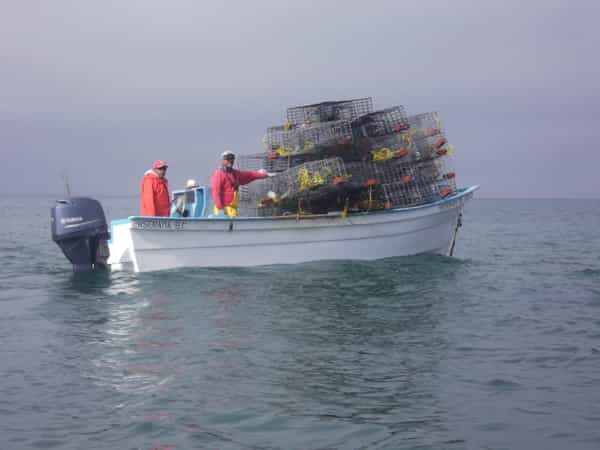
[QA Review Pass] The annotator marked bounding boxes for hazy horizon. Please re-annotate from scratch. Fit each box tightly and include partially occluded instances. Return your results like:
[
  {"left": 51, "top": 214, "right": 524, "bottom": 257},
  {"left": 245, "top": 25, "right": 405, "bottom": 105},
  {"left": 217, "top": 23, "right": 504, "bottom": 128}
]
[{"left": 2, "top": 0, "right": 598, "bottom": 199}]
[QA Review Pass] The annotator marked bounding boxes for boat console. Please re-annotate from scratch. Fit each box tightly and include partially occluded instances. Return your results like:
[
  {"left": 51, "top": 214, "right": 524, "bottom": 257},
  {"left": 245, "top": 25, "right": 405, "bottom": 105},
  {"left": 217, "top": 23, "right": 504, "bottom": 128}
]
[{"left": 170, "top": 186, "right": 212, "bottom": 218}]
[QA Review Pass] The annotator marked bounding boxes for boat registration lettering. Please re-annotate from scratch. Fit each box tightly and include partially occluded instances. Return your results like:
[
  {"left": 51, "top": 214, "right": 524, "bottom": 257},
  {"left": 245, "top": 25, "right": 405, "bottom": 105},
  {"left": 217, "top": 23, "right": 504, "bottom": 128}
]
[{"left": 134, "top": 219, "right": 186, "bottom": 230}]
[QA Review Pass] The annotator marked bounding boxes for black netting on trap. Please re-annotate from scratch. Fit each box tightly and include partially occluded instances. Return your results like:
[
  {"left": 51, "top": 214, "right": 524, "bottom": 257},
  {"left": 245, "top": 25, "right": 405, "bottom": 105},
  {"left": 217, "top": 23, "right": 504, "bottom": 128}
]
[
  {"left": 263, "top": 157, "right": 349, "bottom": 201},
  {"left": 344, "top": 157, "right": 457, "bottom": 208},
  {"left": 407, "top": 112, "right": 443, "bottom": 140},
  {"left": 286, "top": 98, "right": 373, "bottom": 126},
  {"left": 345, "top": 159, "right": 436, "bottom": 186},
  {"left": 350, "top": 130, "right": 453, "bottom": 164},
  {"left": 236, "top": 106, "right": 458, "bottom": 216},
  {"left": 238, "top": 158, "right": 352, "bottom": 216},
  {"left": 264, "top": 120, "right": 354, "bottom": 155},
  {"left": 380, "top": 160, "right": 457, "bottom": 208},
  {"left": 293, "top": 183, "right": 356, "bottom": 214},
  {"left": 237, "top": 158, "right": 456, "bottom": 216},
  {"left": 345, "top": 162, "right": 379, "bottom": 187},
  {"left": 237, "top": 152, "right": 320, "bottom": 173},
  {"left": 344, "top": 185, "right": 389, "bottom": 211},
  {"left": 352, "top": 131, "right": 416, "bottom": 163},
  {"left": 360, "top": 132, "right": 451, "bottom": 161},
  {"left": 351, "top": 106, "right": 409, "bottom": 138},
  {"left": 239, "top": 185, "right": 356, "bottom": 217}
]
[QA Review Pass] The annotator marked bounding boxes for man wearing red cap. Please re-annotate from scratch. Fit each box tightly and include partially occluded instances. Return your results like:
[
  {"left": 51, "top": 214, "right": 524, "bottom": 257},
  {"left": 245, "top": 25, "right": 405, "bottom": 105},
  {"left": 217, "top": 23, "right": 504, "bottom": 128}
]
[{"left": 140, "top": 160, "right": 170, "bottom": 216}]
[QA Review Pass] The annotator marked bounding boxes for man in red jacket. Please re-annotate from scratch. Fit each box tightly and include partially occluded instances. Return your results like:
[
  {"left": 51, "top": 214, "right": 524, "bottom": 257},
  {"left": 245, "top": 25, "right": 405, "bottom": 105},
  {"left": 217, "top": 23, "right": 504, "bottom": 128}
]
[
  {"left": 140, "top": 160, "right": 170, "bottom": 216},
  {"left": 211, "top": 151, "right": 269, "bottom": 218}
]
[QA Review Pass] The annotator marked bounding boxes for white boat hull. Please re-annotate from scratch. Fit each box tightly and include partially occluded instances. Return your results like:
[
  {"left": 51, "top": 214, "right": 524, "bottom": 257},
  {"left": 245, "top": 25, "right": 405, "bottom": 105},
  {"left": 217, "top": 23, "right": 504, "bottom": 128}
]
[{"left": 107, "top": 186, "right": 478, "bottom": 273}]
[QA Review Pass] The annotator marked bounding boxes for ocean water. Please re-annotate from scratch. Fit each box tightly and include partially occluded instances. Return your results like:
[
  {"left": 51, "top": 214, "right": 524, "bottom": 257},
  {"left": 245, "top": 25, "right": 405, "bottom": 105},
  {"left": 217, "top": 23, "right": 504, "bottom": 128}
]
[{"left": 1, "top": 196, "right": 599, "bottom": 450}]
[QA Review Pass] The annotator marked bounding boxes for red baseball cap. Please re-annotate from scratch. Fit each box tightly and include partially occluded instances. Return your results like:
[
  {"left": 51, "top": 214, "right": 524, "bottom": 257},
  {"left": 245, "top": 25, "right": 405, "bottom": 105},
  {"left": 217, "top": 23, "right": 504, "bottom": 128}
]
[{"left": 152, "top": 160, "right": 168, "bottom": 169}]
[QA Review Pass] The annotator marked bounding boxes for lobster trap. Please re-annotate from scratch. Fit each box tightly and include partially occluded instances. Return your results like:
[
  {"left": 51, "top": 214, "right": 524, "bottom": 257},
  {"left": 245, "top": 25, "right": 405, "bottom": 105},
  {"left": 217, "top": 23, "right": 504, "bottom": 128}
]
[
  {"left": 407, "top": 112, "right": 443, "bottom": 140},
  {"left": 238, "top": 175, "right": 276, "bottom": 204},
  {"left": 238, "top": 158, "right": 350, "bottom": 214},
  {"left": 413, "top": 134, "right": 451, "bottom": 161},
  {"left": 380, "top": 182, "right": 437, "bottom": 208},
  {"left": 286, "top": 98, "right": 373, "bottom": 126},
  {"left": 351, "top": 129, "right": 452, "bottom": 164},
  {"left": 236, "top": 99, "right": 459, "bottom": 216},
  {"left": 264, "top": 120, "right": 354, "bottom": 156},
  {"left": 352, "top": 130, "right": 415, "bottom": 163},
  {"left": 237, "top": 152, "right": 320, "bottom": 173},
  {"left": 351, "top": 106, "right": 409, "bottom": 138},
  {"left": 267, "top": 157, "right": 349, "bottom": 200},
  {"left": 434, "top": 153, "right": 457, "bottom": 196},
  {"left": 345, "top": 159, "right": 446, "bottom": 187},
  {"left": 344, "top": 156, "right": 457, "bottom": 208}
]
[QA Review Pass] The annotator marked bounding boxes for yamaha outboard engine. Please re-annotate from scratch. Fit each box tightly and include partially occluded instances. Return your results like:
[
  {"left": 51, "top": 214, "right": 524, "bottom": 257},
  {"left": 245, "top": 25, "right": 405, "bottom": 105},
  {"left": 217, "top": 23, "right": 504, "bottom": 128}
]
[{"left": 51, "top": 197, "right": 110, "bottom": 272}]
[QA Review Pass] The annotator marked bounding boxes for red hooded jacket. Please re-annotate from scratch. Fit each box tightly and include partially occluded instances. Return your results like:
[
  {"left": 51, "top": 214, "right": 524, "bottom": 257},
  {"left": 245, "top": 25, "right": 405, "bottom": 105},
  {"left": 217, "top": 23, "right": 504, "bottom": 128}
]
[
  {"left": 211, "top": 168, "right": 267, "bottom": 209},
  {"left": 140, "top": 170, "right": 170, "bottom": 216}
]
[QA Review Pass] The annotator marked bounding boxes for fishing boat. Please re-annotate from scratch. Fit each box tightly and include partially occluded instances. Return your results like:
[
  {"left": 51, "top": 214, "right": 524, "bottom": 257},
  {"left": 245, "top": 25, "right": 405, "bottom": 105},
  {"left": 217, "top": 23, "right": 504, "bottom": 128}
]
[
  {"left": 51, "top": 184, "right": 478, "bottom": 273},
  {"left": 51, "top": 98, "right": 479, "bottom": 273}
]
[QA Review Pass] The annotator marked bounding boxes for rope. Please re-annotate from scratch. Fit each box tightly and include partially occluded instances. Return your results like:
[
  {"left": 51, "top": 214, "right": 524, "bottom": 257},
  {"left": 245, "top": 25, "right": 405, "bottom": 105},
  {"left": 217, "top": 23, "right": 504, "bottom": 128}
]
[{"left": 449, "top": 212, "right": 463, "bottom": 256}]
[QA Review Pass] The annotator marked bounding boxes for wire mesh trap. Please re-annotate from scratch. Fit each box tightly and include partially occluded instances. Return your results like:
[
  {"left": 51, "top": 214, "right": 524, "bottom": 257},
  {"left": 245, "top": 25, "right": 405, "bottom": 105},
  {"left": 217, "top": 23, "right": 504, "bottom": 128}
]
[
  {"left": 235, "top": 99, "right": 459, "bottom": 217},
  {"left": 286, "top": 98, "right": 373, "bottom": 126},
  {"left": 351, "top": 106, "right": 409, "bottom": 138}
]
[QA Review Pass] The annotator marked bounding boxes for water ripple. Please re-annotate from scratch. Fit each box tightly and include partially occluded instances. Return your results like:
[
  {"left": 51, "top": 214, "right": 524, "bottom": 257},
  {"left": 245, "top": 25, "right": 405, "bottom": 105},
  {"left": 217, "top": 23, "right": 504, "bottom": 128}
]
[{"left": 2, "top": 198, "right": 600, "bottom": 449}]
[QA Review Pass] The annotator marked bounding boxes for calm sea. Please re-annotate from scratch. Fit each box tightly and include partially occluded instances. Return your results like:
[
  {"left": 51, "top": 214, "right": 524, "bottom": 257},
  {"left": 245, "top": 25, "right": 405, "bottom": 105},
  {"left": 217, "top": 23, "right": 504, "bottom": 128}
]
[{"left": 1, "top": 196, "right": 599, "bottom": 450}]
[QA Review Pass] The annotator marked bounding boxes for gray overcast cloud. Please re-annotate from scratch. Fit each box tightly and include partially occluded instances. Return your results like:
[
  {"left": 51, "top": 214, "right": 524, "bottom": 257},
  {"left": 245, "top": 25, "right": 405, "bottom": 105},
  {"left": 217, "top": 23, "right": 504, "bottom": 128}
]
[{"left": 1, "top": 0, "right": 598, "bottom": 198}]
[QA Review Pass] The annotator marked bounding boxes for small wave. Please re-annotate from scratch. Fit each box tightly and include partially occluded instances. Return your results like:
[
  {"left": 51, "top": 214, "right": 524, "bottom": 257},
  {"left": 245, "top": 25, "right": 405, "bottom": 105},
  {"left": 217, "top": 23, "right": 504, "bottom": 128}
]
[
  {"left": 477, "top": 421, "right": 510, "bottom": 431},
  {"left": 515, "top": 407, "right": 552, "bottom": 416},
  {"left": 572, "top": 267, "right": 600, "bottom": 277},
  {"left": 443, "top": 439, "right": 467, "bottom": 445},
  {"left": 486, "top": 378, "right": 522, "bottom": 390},
  {"left": 547, "top": 432, "right": 576, "bottom": 439}
]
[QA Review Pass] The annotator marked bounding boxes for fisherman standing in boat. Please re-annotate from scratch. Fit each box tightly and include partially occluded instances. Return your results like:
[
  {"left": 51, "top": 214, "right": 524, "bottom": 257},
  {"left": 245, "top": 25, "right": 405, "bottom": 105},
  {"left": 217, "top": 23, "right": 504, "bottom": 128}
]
[
  {"left": 211, "top": 151, "right": 270, "bottom": 218},
  {"left": 140, "top": 160, "right": 170, "bottom": 217}
]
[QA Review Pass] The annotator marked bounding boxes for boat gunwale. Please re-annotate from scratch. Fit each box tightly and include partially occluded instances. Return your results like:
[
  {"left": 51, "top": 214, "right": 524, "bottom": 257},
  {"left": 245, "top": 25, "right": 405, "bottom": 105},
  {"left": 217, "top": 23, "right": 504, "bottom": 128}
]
[{"left": 120, "top": 185, "right": 479, "bottom": 224}]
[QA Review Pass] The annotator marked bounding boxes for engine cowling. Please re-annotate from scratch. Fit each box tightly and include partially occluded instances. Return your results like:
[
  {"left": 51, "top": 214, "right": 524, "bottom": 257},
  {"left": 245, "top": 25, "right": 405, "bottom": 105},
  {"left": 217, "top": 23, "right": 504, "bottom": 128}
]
[{"left": 51, "top": 197, "right": 110, "bottom": 272}]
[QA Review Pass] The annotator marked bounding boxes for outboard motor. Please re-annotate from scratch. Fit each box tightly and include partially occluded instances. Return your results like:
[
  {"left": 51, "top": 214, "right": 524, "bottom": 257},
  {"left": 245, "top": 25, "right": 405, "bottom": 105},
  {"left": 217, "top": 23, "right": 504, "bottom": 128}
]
[{"left": 51, "top": 197, "right": 110, "bottom": 272}]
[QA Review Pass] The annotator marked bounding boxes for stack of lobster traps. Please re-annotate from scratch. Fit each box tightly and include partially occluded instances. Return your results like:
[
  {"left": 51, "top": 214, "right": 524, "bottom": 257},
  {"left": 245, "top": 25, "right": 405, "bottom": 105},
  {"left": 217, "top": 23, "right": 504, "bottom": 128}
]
[
  {"left": 237, "top": 98, "right": 457, "bottom": 217},
  {"left": 237, "top": 158, "right": 351, "bottom": 217}
]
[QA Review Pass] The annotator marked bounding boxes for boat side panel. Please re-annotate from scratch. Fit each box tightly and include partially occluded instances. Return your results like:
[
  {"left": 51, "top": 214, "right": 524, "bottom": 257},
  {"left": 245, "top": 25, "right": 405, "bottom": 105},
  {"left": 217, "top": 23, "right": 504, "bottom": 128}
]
[
  {"left": 130, "top": 203, "right": 463, "bottom": 272},
  {"left": 126, "top": 186, "right": 476, "bottom": 272}
]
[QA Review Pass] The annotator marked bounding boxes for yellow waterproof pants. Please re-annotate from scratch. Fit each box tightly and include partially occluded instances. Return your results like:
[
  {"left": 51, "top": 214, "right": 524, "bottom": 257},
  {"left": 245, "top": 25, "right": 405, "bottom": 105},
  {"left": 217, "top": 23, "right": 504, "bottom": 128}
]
[{"left": 213, "top": 191, "right": 239, "bottom": 218}]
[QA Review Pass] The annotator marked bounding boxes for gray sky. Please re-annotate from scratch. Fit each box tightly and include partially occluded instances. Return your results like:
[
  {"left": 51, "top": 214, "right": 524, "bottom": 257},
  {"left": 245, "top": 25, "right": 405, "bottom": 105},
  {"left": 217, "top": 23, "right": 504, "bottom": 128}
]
[{"left": 1, "top": 0, "right": 598, "bottom": 198}]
